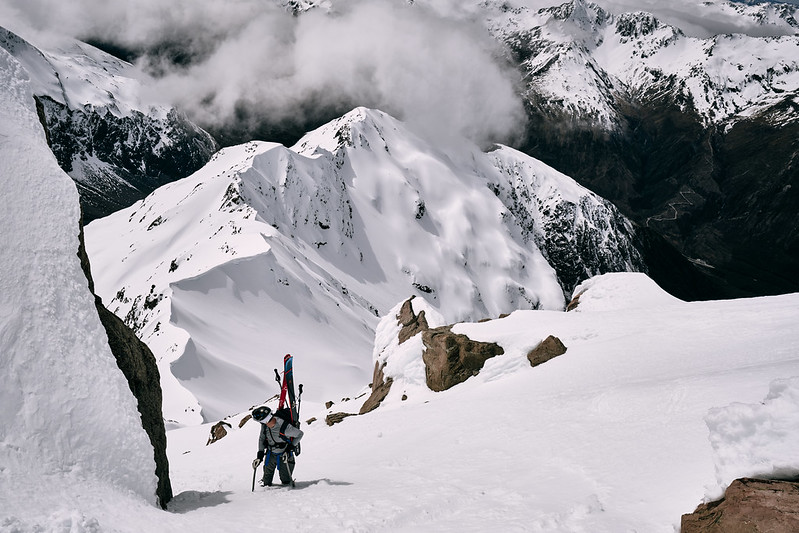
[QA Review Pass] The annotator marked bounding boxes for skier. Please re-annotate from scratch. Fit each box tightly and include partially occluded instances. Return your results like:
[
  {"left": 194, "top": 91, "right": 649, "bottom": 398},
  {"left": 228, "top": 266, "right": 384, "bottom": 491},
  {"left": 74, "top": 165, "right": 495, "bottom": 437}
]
[{"left": 251, "top": 405, "right": 303, "bottom": 487}]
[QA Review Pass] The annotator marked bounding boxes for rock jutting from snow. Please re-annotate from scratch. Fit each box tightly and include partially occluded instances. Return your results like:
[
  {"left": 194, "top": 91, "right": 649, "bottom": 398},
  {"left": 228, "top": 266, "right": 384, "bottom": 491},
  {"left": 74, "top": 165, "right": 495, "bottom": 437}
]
[
  {"left": 397, "top": 296, "right": 430, "bottom": 345},
  {"left": 527, "top": 335, "right": 568, "bottom": 367},
  {"left": 78, "top": 224, "right": 173, "bottom": 508},
  {"left": 325, "top": 412, "right": 356, "bottom": 426},
  {"left": 359, "top": 361, "right": 394, "bottom": 415},
  {"left": 681, "top": 477, "right": 799, "bottom": 532},
  {"left": 422, "top": 326, "right": 505, "bottom": 392},
  {"left": 206, "top": 421, "right": 231, "bottom": 445}
]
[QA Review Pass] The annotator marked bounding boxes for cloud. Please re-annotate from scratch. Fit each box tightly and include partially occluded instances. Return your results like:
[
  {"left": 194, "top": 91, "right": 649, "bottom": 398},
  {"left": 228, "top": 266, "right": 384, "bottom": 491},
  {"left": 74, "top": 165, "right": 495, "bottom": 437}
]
[
  {"left": 152, "top": 1, "right": 526, "bottom": 146},
  {"left": 2, "top": 0, "right": 528, "bottom": 147}
]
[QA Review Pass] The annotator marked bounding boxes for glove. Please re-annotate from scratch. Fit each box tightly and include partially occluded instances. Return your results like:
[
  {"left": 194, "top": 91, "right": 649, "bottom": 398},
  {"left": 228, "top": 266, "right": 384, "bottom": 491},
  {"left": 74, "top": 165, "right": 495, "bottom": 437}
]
[
  {"left": 284, "top": 444, "right": 294, "bottom": 455},
  {"left": 253, "top": 450, "right": 264, "bottom": 469}
]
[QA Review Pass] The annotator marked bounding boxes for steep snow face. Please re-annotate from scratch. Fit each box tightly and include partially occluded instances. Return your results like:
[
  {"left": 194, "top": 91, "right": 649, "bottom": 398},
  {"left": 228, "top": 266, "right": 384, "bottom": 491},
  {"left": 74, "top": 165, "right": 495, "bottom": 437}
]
[
  {"left": 486, "top": 145, "right": 646, "bottom": 295},
  {"left": 0, "top": 44, "right": 157, "bottom": 520},
  {"left": 0, "top": 26, "right": 217, "bottom": 221},
  {"left": 86, "top": 107, "right": 645, "bottom": 426},
  {"left": 483, "top": 0, "right": 799, "bottom": 129}
]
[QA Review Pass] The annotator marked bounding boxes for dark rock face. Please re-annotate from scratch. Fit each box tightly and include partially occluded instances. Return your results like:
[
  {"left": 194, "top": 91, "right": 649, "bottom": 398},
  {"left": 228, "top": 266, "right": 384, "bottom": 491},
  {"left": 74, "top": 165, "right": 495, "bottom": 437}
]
[
  {"left": 422, "top": 326, "right": 504, "bottom": 392},
  {"left": 520, "top": 94, "right": 798, "bottom": 300},
  {"left": 527, "top": 335, "right": 567, "bottom": 367},
  {"left": 681, "top": 478, "right": 799, "bottom": 533},
  {"left": 36, "top": 95, "right": 217, "bottom": 222},
  {"left": 77, "top": 222, "right": 172, "bottom": 508}
]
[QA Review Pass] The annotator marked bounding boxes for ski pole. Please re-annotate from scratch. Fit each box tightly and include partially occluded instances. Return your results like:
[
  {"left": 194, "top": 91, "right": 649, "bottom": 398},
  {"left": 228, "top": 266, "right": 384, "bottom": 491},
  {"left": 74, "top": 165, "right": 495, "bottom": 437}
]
[
  {"left": 297, "top": 384, "right": 303, "bottom": 417},
  {"left": 283, "top": 451, "right": 296, "bottom": 488}
]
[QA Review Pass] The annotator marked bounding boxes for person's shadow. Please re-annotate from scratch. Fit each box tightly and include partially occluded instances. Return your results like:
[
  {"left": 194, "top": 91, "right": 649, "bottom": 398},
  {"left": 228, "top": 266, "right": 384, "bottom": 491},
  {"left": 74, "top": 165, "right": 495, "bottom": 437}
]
[
  {"left": 291, "top": 478, "right": 353, "bottom": 490},
  {"left": 168, "top": 491, "right": 233, "bottom": 513}
]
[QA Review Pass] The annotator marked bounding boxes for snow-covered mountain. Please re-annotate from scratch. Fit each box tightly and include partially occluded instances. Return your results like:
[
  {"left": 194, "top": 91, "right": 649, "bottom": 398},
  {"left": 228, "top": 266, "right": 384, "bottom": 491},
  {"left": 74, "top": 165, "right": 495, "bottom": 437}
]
[
  {"left": 484, "top": 0, "right": 799, "bottom": 129},
  {"left": 85, "top": 107, "right": 648, "bottom": 426},
  {"left": 472, "top": 0, "right": 799, "bottom": 298},
  {"left": 0, "top": 26, "right": 217, "bottom": 221}
]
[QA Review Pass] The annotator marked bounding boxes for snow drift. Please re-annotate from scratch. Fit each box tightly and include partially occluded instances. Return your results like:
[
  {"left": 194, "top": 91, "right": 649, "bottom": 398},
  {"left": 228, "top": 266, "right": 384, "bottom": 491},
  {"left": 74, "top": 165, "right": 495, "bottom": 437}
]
[{"left": 0, "top": 43, "right": 157, "bottom": 528}]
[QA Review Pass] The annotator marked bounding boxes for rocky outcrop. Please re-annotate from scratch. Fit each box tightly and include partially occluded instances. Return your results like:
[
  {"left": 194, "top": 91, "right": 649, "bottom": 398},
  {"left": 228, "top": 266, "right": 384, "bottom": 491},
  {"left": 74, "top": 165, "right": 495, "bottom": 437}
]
[
  {"left": 206, "top": 421, "right": 231, "bottom": 445},
  {"left": 77, "top": 222, "right": 172, "bottom": 509},
  {"left": 359, "top": 362, "right": 394, "bottom": 415},
  {"left": 397, "top": 296, "right": 429, "bottom": 344},
  {"left": 325, "top": 412, "right": 356, "bottom": 426},
  {"left": 422, "top": 326, "right": 504, "bottom": 392},
  {"left": 360, "top": 297, "right": 428, "bottom": 414},
  {"left": 681, "top": 478, "right": 799, "bottom": 532},
  {"left": 527, "top": 335, "right": 567, "bottom": 367}
]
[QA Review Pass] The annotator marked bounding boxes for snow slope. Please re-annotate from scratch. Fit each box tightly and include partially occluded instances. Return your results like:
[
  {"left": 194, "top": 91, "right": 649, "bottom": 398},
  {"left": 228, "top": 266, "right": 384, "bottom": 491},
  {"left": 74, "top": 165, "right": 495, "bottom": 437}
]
[
  {"left": 0, "top": 42, "right": 157, "bottom": 529},
  {"left": 85, "top": 107, "right": 645, "bottom": 427},
  {"left": 159, "top": 273, "right": 799, "bottom": 532},
  {"left": 5, "top": 272, "right": 796, "bottom": 532}
]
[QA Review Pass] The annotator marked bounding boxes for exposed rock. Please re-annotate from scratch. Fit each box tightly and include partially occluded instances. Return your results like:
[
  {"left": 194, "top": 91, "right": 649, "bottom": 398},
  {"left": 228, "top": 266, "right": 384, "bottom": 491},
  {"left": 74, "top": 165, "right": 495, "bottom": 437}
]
[
  {"left": 397, "top": 296, "right": 429, "bottom": 344},
  {"left": 359, "top": 361, "right": 394, "bottom": 415},
  {"left": 306, "top": 417, "right": 317, "bottom": 425},
  {"left": 681, "top": 478, "right": 799, "bottom": 533},
  {"left": 566, "top": 290, "right": 585, "bottom": 311},
  {"left": 360, "top": 297, "right": 429, "bottom": 414},
  {"left": 527, "top": 336, "right": 568, "bottom": 367},
  {"left": 206, "top": 421, "right": 231, "bottom": 445},
  {"left": 238, "top": 414, "right": 251, "bottom": 428},
  {"left": 422, "top": 326, "right": 505, "bottom": 392},
  {"left": 77, "top": 220, "right": 172, "bottom": 508},
  {"left": 325, "top": 401, "right": 334, "bottom": 409},
  {"left": 325, "top": 412, "right": 356, "bottom": 426},
  {"left": 36, "top": 95, "right": 217, "bottom": 222}
]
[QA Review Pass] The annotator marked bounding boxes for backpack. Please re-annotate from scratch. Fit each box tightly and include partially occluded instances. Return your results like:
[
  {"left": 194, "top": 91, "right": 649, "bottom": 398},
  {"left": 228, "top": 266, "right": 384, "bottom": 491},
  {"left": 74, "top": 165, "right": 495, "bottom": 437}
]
[{"left": 273, "top": 406, "right": 299, "bottom": 443}]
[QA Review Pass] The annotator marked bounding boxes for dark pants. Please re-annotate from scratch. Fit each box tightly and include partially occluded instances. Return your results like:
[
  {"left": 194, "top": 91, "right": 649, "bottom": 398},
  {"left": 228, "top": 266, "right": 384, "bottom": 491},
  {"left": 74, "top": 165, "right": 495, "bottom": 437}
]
[{"left": 262, "top": 450, "right": 294, "bottom": 485}]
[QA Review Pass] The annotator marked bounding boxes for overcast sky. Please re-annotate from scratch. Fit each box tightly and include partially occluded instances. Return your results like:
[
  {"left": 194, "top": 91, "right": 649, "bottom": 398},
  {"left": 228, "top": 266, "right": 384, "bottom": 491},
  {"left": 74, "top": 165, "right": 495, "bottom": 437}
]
[{"left": 1, "top": 0, "right": 796, "bottom": 145}]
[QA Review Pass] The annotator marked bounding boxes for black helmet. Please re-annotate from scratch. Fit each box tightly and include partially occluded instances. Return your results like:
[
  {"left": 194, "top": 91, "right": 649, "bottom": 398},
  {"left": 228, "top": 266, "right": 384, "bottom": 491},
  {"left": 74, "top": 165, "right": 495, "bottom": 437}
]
[{"left": 252, "top": 406, "right": 272, "bottom": 422}]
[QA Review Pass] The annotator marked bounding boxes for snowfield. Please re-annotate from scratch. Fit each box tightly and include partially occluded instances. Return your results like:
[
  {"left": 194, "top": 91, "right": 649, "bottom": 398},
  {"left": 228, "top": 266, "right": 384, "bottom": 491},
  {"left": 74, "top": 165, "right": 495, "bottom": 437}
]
[
  {"left": 160, "top": 275, "right": 799, "bottom": 532},
  {"left": 7, "top": 268, "right": 799, "bottom": 531}
]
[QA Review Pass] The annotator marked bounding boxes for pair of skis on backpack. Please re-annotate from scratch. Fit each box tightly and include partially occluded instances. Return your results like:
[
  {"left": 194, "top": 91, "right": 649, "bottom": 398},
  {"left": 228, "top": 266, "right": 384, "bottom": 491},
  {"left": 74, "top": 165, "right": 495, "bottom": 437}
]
[{"left": 273, "top": 353, "right": 303, "bottom": 455}]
